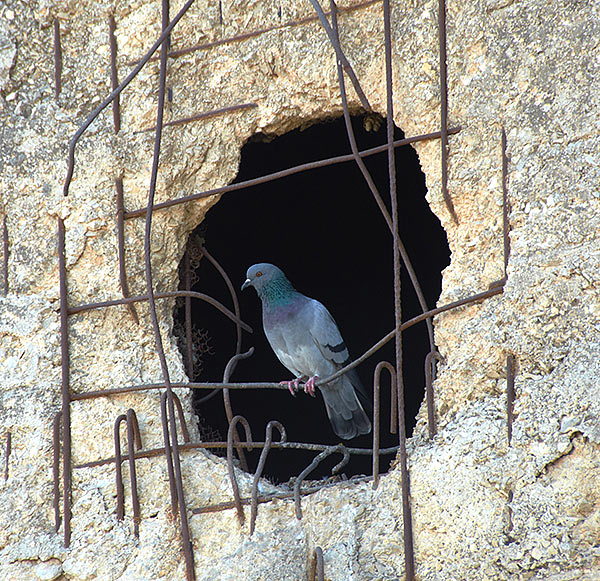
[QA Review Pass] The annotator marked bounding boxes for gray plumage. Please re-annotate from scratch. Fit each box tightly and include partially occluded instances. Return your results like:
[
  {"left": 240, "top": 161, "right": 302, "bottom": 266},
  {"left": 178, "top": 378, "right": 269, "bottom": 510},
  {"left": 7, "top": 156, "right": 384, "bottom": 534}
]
[{"left": 242, "top": 263, "right": 371, "bottom": 439}]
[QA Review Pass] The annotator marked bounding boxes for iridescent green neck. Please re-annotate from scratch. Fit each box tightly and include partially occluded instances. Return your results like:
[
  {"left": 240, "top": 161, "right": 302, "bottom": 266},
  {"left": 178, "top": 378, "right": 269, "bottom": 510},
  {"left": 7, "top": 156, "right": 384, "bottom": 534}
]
[{"left": 258, "top": 275, "right": 297, "bottom": 306}]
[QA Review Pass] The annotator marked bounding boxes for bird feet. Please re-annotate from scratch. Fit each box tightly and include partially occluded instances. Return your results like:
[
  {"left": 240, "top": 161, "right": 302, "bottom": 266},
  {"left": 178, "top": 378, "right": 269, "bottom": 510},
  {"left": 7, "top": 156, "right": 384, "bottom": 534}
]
[
  {"left": 280, "top": 377, "right": 302, "bottom": 396},
  {"left": 280, "top": 376, "right": 318, "bottom": 397},
  {"left": 304, "top": 376, "right": 318, "bottom": 397}
]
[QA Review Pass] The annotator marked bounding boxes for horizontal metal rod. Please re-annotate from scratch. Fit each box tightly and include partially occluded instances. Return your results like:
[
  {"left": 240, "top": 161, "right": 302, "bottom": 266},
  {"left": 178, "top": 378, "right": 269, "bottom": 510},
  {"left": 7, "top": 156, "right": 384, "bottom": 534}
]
[
  {"left": 123, "top": 127, "right": 461, "bottom": 219},
  {"left": 191, "top": 474, "right": 373, "bottom": 515},
  {"left": 68, "top": 290, "right": 252, "bottom": 333},
  {"left": 70, "top": 284, "right": 502, "bottom": 402},
  {"left": 74, "top": 441, "right": 400, "bottom": 469}
]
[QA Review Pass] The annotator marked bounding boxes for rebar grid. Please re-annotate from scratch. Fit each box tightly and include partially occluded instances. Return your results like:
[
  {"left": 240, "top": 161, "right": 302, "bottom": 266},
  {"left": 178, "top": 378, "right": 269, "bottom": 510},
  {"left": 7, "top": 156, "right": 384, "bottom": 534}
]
[{"left": 51, "top": 1, "right": 513, "bottom": 579}]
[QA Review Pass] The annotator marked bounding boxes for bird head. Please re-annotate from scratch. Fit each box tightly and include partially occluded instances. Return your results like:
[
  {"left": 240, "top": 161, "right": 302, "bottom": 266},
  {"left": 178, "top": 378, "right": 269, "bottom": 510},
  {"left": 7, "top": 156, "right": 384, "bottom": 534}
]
[{"left": 242, "top": 263, "right": 289, "bottom": 295}]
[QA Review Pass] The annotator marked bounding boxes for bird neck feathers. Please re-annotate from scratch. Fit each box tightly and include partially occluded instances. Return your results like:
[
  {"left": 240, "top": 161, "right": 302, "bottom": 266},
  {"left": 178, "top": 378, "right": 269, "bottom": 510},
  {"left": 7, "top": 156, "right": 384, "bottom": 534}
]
[{"left": 257, "top": 275, "right": 298, "bottom": 306}]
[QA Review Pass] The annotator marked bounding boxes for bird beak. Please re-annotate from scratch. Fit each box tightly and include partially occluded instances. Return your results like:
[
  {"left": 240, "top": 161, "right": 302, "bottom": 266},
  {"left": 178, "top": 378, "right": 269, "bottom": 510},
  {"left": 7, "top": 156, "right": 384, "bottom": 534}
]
[{"left": 241, "top": 278, "right": 251, "bottom": 291}]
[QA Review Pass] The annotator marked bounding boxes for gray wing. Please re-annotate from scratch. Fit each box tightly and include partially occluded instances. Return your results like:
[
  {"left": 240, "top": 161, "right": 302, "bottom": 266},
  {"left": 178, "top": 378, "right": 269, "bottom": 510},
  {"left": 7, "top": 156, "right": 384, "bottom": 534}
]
[{"left": 306, "top": 299, "right": 351, "bottom": 367}]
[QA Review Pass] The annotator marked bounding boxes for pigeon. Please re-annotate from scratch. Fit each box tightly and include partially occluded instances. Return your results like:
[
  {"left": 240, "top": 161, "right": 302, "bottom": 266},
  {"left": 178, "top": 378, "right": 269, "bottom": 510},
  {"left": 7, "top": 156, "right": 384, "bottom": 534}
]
[{"left": 242, "top": 263, "right": 371, "bottom": 439}]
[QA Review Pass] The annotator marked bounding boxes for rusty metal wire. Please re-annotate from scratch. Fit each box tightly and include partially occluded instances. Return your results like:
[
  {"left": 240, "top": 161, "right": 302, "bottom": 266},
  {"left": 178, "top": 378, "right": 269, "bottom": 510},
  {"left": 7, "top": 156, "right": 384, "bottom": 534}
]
[
  {"left": 372, "top": 361, "right": 397, "bottom": 489},
  {"left": 425, "top": 350, "right": 442, "bottom": 438},
  {"left": 122, "top": 126, "right": 460, "bottom": 219},
  {"left": 52, "top": 412, "right": 62, "bottom": 532},
  {"left": 249, "top": 421, "right": 286, "bottom": 535},
  {"left": 2, "top": 215, "right": 7, "bottom": 296},
  {"left": 57, "top": 218, "right": 72, "bottom": 547},
  {"left": 53, "top": 18, "right": 62, "bottom": 99},
  {"left": 438, "top": 0, "right": 458, "bottom": 225},
  {"left": 108, "top": 15, "right": 121, "bottom": 133},
  {"left": 506, "top": 354, "right": 516, "bottom": 444},
  {"left": 114, "top": 410, "right": 143, "bottom": 536},
  {"left": 115, "top": 177, "right": 139, "bottom": 324},
  {"left": 226, "top": 415, "right": 253, "bottom": 526},
  {"left": 294, "top": 444, "right": 350, "bottom": 519},
  {"left": 309, "top": 546, "right": 325, "bottom": 581}
]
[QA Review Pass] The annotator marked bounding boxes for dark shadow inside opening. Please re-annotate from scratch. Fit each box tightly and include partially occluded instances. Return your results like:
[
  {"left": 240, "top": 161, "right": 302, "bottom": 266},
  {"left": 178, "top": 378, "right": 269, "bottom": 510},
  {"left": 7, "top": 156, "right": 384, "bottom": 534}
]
[{"left": 173, "top": 115, "right": 450, "bottom": 484}]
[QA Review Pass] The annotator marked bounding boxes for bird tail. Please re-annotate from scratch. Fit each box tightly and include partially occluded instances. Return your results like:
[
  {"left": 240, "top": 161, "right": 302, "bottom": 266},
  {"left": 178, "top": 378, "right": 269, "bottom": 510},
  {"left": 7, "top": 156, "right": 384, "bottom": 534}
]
[{"left": 320, "top": 369, "right": 372, "bottom": 439}]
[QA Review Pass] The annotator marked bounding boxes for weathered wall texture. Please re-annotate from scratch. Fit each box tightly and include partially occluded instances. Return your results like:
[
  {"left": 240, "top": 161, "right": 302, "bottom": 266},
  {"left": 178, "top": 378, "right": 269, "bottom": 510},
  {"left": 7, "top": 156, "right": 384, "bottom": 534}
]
[{"left": 1, "top": 0, "right": 599, "bottom": 579}]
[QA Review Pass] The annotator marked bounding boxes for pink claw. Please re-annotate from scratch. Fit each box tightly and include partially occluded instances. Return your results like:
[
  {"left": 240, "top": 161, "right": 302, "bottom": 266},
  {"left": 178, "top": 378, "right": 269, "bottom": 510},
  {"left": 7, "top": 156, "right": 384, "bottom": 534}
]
[
  {"left": 280, "top": 378, "right": 301, "bottom": 395},
  {"left": 304, "top": 376, "right": 318, "bottom": 397}
]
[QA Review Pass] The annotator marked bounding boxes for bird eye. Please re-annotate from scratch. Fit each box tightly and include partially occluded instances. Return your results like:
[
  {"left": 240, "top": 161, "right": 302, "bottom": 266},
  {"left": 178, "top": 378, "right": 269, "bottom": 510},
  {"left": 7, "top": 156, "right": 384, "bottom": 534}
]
[{"left": 256, "top": 271, "right": 263, "bottom": 277}]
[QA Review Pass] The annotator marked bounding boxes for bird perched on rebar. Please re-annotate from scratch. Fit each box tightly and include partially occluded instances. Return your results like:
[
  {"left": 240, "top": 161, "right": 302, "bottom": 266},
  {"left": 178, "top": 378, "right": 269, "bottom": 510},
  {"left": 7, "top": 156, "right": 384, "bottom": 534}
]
[{"left": 242, "top": 263, "right": 371, "bottom": 439}]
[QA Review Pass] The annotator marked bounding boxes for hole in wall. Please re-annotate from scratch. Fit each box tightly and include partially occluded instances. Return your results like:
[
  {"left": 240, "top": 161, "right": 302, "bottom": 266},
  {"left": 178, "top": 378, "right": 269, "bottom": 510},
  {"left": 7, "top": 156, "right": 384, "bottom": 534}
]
[{"left": 173, "top": 115, "right": 450, "bottom": 483}]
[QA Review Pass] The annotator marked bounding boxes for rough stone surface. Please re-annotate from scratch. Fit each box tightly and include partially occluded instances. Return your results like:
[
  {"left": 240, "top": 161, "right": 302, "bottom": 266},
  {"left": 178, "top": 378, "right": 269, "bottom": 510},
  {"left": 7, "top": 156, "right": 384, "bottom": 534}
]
[{"left": 1, "top": 0, "right": 599, "bottom": 579}]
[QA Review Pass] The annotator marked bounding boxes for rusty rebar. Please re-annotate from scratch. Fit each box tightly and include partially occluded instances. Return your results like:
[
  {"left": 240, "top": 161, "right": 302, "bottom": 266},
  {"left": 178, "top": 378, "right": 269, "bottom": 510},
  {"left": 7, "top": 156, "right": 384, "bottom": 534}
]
[
  {"left": 331, "top": 1, "right": 434, "bottom": 352},
  {"left": 226, "top": 416, "right": 253, "bottom": 526},
  {"left": 425, "top": 350, "right": 442, "bottom": 438},
  {"left": 129, "top": 0, "right": 381, "bottom": 65},
  {"left": 2, "top": 215, "right": 7, "bottom": 296},
  {"left": 68, "top": 286, "right": 503, "bottom": 404},
  {"left": 122, "top": 127, "right": 461, "bottom": 219},
  {"left": 53, "top": 18, "right": 62, "bottom": 99},
  {"left": 138, "top": 103, "right": 258, "bottom": 133},
  {"left": 249, "top": 421, "right": 286, "bottom": 535},
  {"left": 183, "top": 250, "right": 194, "bottom": 380},
  {"left": 372, "top": 361, "right": 396, "bottom": 489},
  {"left": 309, "top": 0, "right": 372, "bottom": 112},
  {"left": 506, "top": 354, "right": 516, "bottom": 444},
  {"left": 294, "top": 444, "right": 350, "bottom": 519},
  {"left": 75, "top": 440, "right": 400, "bottom": 471},
  {"left": 62, "top": 0, "right": 196, "bottom": 197},
  {"left": 68, "top": 290, "right": 251, "bottom": 333},
  {"left": 222, "top": 350, "right": 254, "bottom": 471},
  {"left": 383, "top": 1, "right": 414, "bottom": 575},
  {"left": 438, "top": 0, "right": 458, "bottom": 224},
  {"left": 144, "top": 2, "right": 195, "bottom": 577},
  {"left": 160, "top": 391, "right": 191, "bottom": 513},
  {"left": 108, "top": 15, "right": 121, "bottom": 133},
  {"left": 52, "top": 412, "right": 62, "bottom": 532},
  {"left": 115, "top": 177, "right": 139, "bottom": 323},
  {"left": 57, "top": 218, "right": 72, "bottom": 547},
  {"left": 192, "top": 476, "right": 373, "bottom": 516},
  {"left": 309, "top": 546, "right": 325, "bottom": 581},
  {"left": 114, "top": 410, "right": 143, "bottom": 536}
]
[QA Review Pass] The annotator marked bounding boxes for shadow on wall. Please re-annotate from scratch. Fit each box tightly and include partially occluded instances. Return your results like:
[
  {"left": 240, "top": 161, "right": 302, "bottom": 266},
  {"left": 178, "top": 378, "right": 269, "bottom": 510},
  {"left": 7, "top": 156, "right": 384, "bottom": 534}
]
[{"left": 173, "top": 115, "right": 450, "bottom": 483}]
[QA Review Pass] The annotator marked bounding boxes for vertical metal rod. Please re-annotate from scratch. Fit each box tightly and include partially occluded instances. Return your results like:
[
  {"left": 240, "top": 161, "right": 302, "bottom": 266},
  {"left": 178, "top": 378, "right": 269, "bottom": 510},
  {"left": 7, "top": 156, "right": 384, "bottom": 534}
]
[
  {"left": 2, "top": 216, "right": 7, "bottom": 296},
  {"left": 424, "top": 350, "right": 441, "bottom": 438},
  {"left": 438, "top": 0, "right": 458, "bottom": 224},
  {"left": 114, "top": 414, "right": 127, "bottom": 520},
  {"left": 249, "top": 421, "right": 286, "bottom": 535},
  {"left": 108, "top": 15, "right": 121, "bottom": 133},
  {"left": 329, "top": 1, "right": 434, "bottom": 351},
  {"left": 52, "top": 412, "right": 62, "bottom": 531},
  {"left": 307, "top": 0, "right": 372, "bottom": 112},
  {"left": 226, "top": 416, "right": 253, "bottom": 526},
  {"left": 309, "top": 547, "right": 325, "bottom": 581},
  {"left": 184, "top": 251, "right": 194, "bottom": 380},
  {"left": 159, "top": 393, "right": 178, "bottom": 512},
  {"left": 57, "top": 218, "right": 72, "bottom": 547},
  {"left": 372, "top": 361, "right": 396, "bottom": 489},
  {"left": 115, "top": 178, "right": 139, "bottom": 323},
  {"left": 506, "top": 354, "right": 515, "bottom": 444},
  {"left": 53, "top": 18, "right": 62, "bottom": 99},
  {"left": 143, "top": 1, "right": 195, "bottom": 577},
  {"left": 383, "top": 1, "right": 415, "bottom": 577},
  {"left": 126, "top": 409, "right": 142, "bottom": 537},
  {"left": 502, "top": 128, "right": 510, "bottom": 277}
]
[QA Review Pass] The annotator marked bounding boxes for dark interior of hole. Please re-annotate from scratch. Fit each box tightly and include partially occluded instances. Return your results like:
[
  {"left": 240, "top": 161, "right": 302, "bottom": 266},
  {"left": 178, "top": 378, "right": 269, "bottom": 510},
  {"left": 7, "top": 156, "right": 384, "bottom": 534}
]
[{"left": 173, "top": 116, "right": 450, "bottom": 484}]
